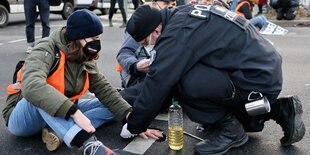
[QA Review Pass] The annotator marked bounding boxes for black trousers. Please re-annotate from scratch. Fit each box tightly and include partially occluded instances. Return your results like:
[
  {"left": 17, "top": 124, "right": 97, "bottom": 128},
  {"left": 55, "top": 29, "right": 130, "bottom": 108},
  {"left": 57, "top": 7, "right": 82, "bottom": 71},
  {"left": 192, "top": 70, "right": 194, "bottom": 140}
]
[
  {"left": 121, "top": 63, "right": 280, "bottom": 132},
  {"left": 24, "top": 0, "right": 50, "bottom": 43},
  {"left": 120, "top": 82, "right": 143, "bottom": 106},
  {"left": 109, "top": 0, "right": 127, "bottom": 23},
  {"left": 176, "top": 63, "right": 280, "bottom": 132},
  {"left": 229, "top": 87, "right": 280, "bottom": 132},
  {"left": 132, "top": 0, "right": 139, "bottom": 10}
]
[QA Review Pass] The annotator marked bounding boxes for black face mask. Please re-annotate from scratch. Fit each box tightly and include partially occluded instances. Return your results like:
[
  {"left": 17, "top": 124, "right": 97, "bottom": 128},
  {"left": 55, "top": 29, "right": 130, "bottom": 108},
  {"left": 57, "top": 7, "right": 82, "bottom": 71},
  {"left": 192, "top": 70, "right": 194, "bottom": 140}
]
[{"left": 82, "top": 40, "right": 101, "bottom": 56}]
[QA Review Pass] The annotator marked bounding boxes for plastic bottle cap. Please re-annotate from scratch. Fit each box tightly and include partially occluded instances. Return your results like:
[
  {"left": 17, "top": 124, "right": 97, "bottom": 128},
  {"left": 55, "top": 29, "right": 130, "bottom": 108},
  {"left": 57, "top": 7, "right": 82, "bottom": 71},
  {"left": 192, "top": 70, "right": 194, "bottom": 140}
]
[{"left": 172, "top": 98, "right": 178, "bottom": 105}]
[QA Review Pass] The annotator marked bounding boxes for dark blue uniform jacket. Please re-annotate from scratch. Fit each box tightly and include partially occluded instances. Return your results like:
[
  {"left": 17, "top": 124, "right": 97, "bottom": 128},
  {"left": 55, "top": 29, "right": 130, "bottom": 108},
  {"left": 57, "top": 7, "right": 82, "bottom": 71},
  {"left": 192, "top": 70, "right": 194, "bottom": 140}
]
[{"left": 127, "top": 5, "right": 282, "bottom": 134}]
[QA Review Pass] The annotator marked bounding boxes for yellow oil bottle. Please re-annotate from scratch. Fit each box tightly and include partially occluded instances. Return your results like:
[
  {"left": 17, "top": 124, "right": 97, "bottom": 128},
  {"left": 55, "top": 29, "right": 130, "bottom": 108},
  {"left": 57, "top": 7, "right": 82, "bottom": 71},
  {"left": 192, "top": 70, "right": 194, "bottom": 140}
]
[{"left": 168, "top": 98, "right": 184, "bottom": 150}]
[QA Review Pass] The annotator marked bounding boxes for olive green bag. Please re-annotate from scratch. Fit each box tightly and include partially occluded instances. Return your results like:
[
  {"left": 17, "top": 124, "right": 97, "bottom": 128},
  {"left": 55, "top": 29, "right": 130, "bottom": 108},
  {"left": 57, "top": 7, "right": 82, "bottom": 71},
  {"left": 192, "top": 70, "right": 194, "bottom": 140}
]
[
  {"left": 2, "top": 89, "right": 23, "bottom": 126},
  {"left": 2, "top": 60, "right": 25, "bottom": 126}
]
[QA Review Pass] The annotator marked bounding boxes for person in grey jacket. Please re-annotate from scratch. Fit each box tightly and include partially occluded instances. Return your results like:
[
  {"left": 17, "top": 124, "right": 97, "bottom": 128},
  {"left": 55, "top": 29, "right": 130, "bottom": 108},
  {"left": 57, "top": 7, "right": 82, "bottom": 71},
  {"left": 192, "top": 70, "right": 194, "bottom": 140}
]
[
  {"left": 117, "top": 0, "right": 177, "bottom": 88},
  {"left": 116, "top": 1, "right": 177, "bottom": 106},
  {"left": 3, "top": 9, "right": 162, "bottom": 155}
]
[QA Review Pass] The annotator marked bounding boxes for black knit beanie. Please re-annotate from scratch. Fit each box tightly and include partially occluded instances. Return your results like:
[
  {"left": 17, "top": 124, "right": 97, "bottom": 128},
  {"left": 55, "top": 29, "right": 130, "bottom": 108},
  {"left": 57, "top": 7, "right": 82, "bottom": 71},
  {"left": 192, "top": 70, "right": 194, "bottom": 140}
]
[
  {"left": 126, "top": 5, "right": 161, "bottom": 42},
  {"left": 66, "top": 9, "right": 103, "bottom": 41}
]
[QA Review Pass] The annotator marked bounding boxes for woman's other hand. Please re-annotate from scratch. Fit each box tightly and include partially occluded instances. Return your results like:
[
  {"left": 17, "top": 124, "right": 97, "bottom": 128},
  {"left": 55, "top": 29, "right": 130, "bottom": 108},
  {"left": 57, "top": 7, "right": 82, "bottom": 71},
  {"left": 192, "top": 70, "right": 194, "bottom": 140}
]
[{"left": 71, "top": 109, "right": 96, "bottom": 133}]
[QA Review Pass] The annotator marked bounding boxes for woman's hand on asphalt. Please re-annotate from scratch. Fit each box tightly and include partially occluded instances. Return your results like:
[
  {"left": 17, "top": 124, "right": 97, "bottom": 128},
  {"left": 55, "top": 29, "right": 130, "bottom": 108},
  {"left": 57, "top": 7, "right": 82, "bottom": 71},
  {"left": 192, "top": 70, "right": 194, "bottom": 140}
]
[{"left": 139, "top": 129, "right": 163, "bottom": 140}]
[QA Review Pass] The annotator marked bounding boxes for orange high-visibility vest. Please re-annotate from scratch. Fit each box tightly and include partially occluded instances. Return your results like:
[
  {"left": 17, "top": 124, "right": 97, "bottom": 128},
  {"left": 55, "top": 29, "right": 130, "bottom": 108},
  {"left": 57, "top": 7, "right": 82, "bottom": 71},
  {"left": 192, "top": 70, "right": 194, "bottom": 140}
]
[
  {"left": 234, "top": 1, "right": 252, "bottom": 17},
  {"left": 7, "top": 51, "right": 89, "bottom": 101},
  {"left": 214, "top": 1, "right": 228, "bottom": 9},
  {"left": 116, "top": 63, "right": 123, "bottom": 72}
]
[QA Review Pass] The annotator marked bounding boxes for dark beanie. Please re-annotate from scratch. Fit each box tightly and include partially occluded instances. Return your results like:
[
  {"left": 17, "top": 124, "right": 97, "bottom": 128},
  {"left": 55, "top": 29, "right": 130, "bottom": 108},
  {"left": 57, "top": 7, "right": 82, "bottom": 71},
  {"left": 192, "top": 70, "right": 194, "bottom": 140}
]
[
  {"left": 127, "top": 5, "right": 161, "bottom": 42},
  {"left": 66, "top": 9, "right": 103, "bottom": 41}
]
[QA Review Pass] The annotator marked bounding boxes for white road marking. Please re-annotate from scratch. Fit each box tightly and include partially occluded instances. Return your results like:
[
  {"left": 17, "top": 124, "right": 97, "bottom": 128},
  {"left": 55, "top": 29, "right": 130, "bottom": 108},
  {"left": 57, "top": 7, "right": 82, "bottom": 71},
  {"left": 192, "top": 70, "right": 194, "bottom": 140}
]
[
  {"left": 7, "top": 36, "right": 40, "bottom": 43},
  {"left": 102, "top": 23, "right": 122, "bottom": 27},
  {"left": 287, "top": 35, "right": 310, "bottom": 38},
  {"left": 35, "top": 25, "right": 64, "bottom": 27},
  {"left": 0, "top": 43, "right": 3, "bottom": 46},
  {"left": 155, "top": 113, "right": 168, "bottom": 121},
  {"left": 266, "top": 32, "right": 310, "bottom": 38},
  {"left": 8, "top": 38, "right": 27, "bottom": 43},
  {"left": 123, "top": 137, "right": 156, "bottom": 154}
]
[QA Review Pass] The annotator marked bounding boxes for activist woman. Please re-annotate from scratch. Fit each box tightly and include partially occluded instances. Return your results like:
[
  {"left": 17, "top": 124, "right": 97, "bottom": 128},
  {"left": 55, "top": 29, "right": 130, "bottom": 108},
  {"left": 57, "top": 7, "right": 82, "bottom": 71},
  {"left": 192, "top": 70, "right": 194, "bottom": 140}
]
[{"left": 3, "top": 9, "right": 162, "bottom": 155}]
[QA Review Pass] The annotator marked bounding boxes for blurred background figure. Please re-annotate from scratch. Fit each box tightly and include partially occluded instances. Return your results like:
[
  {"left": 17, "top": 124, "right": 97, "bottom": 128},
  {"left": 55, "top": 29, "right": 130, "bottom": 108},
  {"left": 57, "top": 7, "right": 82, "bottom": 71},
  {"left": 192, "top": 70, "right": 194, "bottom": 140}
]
[
  {"left": 199, "top": 0, "right": 215, "bottom": 5},
  {"left": 256, "top": 0, "right": 268, "bottom": 15},
  {"left": 228, "top": 0, "right": 238, "bottom": 10},
  {"left": 270, "top": 0, "right": 299, "bottom": 20},
  {"left": 132, "top": 0, "right": 140, "bottom": 9},
  {"left": 24, "top": 0, "right": 50, "bottom": 54},
  {"left": 214, "top": 0, "right": 230, "bottom": 9},
  {"left": 190, "top": 0, "right": 234, "bottom": 10},
  {"left": 152, "top": 0, "right": 177, "bottom": 8},
  {"left": 109, "top": 0, "right": 127, "bottom": 28}
]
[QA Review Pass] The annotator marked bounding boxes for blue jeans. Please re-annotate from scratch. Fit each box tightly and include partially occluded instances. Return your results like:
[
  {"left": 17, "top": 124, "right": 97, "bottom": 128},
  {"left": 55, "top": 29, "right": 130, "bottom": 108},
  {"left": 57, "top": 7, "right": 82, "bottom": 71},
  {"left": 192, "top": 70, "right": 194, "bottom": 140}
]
[
  {"left": 24, "top": 0, "right": 50, "bottom": 43},
  {"left": 8, "top": 98, "right": 115, "bottom": 147},
  {"left": 250, "top": 16, "right": 268, "bottom": 29}
]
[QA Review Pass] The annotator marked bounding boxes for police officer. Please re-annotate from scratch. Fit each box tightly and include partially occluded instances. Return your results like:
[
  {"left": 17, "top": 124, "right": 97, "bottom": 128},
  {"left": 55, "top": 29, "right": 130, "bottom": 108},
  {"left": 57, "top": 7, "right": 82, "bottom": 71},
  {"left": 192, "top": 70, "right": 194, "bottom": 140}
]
[{"left": 120, "top": 5, "right": 305, "bottom": 154}]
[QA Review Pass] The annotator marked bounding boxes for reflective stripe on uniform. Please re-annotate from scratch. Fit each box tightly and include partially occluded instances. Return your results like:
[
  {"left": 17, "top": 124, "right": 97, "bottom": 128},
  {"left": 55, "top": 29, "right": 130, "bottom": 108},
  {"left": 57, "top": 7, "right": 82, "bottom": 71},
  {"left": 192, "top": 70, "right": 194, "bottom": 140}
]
[{"left": 7, "top": 82, "right": 22, "bottom": 94}]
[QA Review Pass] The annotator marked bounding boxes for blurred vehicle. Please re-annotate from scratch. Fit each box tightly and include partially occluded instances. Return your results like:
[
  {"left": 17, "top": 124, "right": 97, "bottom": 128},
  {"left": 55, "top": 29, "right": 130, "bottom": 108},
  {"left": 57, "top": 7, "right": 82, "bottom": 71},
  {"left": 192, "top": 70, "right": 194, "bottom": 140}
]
[
  {"left": 0, "top": 0, "right": 135, "bottom": 27},
  {"left": 88, "top": 0, "right": 135, "bottom": 15}
]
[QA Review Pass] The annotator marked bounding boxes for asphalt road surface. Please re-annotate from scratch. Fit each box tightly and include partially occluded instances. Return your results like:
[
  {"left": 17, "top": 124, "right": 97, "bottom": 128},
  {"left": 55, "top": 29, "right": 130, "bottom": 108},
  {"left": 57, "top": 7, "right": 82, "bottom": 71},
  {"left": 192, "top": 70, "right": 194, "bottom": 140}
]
[{"left": 0, "top": 13, "right": 309, "bottom": 155}]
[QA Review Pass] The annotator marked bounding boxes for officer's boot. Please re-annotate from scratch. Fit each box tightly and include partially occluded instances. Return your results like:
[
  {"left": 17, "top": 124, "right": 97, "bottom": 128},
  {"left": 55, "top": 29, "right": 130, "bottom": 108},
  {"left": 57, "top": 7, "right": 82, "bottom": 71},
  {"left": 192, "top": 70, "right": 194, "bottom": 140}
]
[
  {"left": 277, "top": 9, "right": 284, "bottom": 20},
  {"left": 268, "top": 96, "right": 305, "bottom": 146},
  {"left": 195, "top": 114, "right": 248, "bottom": 155}
]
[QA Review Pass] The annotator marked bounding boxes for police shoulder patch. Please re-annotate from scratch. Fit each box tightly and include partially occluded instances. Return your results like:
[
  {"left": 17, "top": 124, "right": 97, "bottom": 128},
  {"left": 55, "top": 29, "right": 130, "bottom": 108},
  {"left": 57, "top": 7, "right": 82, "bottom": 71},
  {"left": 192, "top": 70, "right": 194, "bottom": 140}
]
[
  {"left": 211, "top": 6, "right": 237, "bottom": 21},
  {"left": 189, "top": 4, "right": 211, "bottom": 19},
  {"left": 210, "top": 5, "right": 249, "bottom": 30}
]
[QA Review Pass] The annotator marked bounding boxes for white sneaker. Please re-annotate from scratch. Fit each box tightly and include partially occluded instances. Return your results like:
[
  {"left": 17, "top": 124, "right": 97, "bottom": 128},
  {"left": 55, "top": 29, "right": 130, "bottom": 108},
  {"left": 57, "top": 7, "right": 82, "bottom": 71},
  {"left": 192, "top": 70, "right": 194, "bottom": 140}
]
[
  {"left": 26, "top": 42, "right": 34, "bottom": 54},
  {"left": 83, "top": 136, "right": 116, "bottom": 155},
  {"left": 26, "top": 46, "right": 32, "bottom": 54}
]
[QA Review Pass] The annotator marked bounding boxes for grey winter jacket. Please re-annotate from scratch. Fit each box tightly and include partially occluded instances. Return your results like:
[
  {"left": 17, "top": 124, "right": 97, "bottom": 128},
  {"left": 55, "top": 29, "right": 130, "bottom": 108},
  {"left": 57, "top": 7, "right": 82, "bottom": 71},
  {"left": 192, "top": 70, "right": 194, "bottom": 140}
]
[{"left": 116, "top": 31, "right": 149, "bottom": 88}]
